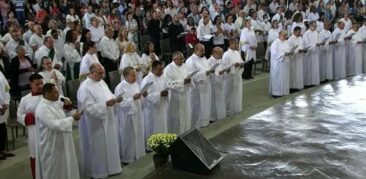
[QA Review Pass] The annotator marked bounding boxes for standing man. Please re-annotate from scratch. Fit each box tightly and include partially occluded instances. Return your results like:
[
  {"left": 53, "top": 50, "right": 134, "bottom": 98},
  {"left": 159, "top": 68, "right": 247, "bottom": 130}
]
[
  {"left": 222, "top": 39, "right": 244, "bottom": 115},
  {"left": 29, "top": 24, "right": 44, "bottom": 52},
  {"left": 99, "top": 27, "right": 120, "bottom": 72},
  {"left": 142, "top": 61, "right": 169, "bottom": 140},
  {"left": 303, "top": 21, "right": 322, "bottom": 87},
  {"left": 164, "top": 51, "right": 192, "bottom": 134},
  {"left": 208, "top": 47, "right": 226, "bottom": 121},
  {"left": 114, "top": 67, "right": 147, "bottom": 164},
  {"left": 34, "top": 36, "right": 63, "bottom": 70},
  {"left": 240, "top": 18, "right": 257, "bottom": 79},
  {"left": 269, "top": 30, "right": 292, "bottom": 97},
  {"left": 331, "top": 21, "right": 347, "bottom": 80},
  {"left": 77, "top": 63, "right": 122, "bottom": 178},
  {"left": 287, "top": 26, "right": 305, "bottom": 92},
  {"left": 185, "top": 44, "right": 213, "bottom": 127},
  {"left": 35, "top": 83, "right": 81, "bottom": 179},
  {"left": 319, "top": 20, "right": 334, "bottom": 82},
  {"left": 0, "top": 71, "right": 14, "bottom": 160},
  {"left": 17, "top": 74, "right": 44, "bottom": 179}
]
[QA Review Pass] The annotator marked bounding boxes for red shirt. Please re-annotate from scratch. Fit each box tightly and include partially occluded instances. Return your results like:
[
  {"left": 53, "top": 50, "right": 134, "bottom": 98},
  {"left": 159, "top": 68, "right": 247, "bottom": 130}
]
[{"left": 185, "top": 33, "right": 199, "bottom": 45}]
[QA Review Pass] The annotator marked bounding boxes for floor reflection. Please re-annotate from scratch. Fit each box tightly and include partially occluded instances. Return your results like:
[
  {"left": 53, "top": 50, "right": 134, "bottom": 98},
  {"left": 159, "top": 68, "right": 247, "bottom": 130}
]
[{"left": 146, "top": 75, "right": 366, "bottom": 178}]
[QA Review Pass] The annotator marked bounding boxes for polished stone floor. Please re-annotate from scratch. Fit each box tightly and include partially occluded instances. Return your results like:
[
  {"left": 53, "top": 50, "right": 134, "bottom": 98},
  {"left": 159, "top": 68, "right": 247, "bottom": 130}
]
[{"left": 146, "top": 75, "right": 366, "bottom": 178}]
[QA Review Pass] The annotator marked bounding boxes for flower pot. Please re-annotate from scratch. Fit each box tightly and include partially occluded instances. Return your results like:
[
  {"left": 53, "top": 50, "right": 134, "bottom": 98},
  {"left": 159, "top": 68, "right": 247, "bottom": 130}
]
[{"left": 153, "top": 154, "right": 168, "bottom": 169}]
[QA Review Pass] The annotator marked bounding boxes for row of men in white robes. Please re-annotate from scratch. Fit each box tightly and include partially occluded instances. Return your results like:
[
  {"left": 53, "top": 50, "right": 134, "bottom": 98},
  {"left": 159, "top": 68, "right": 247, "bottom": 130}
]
[
  {"left": 270, "top": 20, "right": 366, "bottom": 97},
  {"left": 76, "top": 40, "right": 246, "bottom": 178}
]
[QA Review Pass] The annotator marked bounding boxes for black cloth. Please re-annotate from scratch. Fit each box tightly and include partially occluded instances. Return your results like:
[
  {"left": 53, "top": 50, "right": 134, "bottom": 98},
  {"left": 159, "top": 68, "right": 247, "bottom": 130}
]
[
  {"left": 9, "top": 56, "right": 33, "bottom": 98},
  {"left": 168, "top": 22, "right": 186, "bottom": 52},
  {"left": 0, "top": 123, "right": 6, "bottom": 151},
  {"left": 148, "top": 19, "right": 162, "bottom": 55}
]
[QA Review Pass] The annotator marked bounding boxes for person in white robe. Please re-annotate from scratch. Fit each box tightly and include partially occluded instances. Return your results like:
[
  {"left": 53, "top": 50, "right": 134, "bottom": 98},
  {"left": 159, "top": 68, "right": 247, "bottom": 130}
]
[
  {"left": 88, "top": 17, "right": 105, "bottom": 51},
  {"left": 287, "top": 26, "right": 305, "bottom": 91},
  {"left": 141, "top": 61, "right": 169, "bottom": 140},
  {"left": 0, "top": 71, "right": 15, "bottom": 160},
  {"left": 359, "top": 20, "right": 366, "bottom": 73},
  {"left": 35, "top": 83, "right": 81, "bottom": 179},
  {"left": 114, "top": 67, "right": 147, "bottom": 163},
  {"left": 303, "top": 21, "right": 322, "bottom": 86},
  {"left": 39, "top": 57, "right": 65, "bottom": 96},
  {"left": 347, "top": 22, "right": 363, "bottom": 76},
  {"left": 185, "top": 43, "right": 213, "bottom": 127},
  {"left": 28, "top": 25, "right": 44, "bottom": 52},
  {"left": 34, "top": 37, "right": 63, "bottom": 70},
  {"left": 79, "top": 41, "right": 101, "bottom": 79},
  {"left": 17, "top": 74, "right": 44, "bottom": 179},
  {"left": 331, "top": 21, "right": 347, "bottom": 80},
  {"left": 77, "top": 63, "right": 122, "bottom": 178},
  {"left": 319, "top": 20, "right": 333, "bottom": 81},
  {"left": 270, "top": 30, "right": 292, "bottom": 97},
  {"left": 222, "top": 39, "right": 244, "bottom": 115},
  {"left": 266, "top": 20, "right": 281, "bottom": 60},
  {"left": 240, "top": 18, "right": 257, "bottom": 79},
  {"left": 119, "top": 42, "right": 144, "bottom": 84},
  {"left": 164, "top": 51, "right": 192, "bottom": 134},
  {"left": 208, "top": 47, "right": 226, "bottom": 121},
  {"left": 0, "top": 71, "right": 14, "bottom": 160}
]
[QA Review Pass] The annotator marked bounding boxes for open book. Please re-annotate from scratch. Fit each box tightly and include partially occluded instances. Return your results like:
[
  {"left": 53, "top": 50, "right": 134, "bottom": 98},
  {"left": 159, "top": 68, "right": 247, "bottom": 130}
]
[
  {"left": 346, "top": 32, "right": 356, "bottom": 38},
  {"left": 289, "top": 45, "right": 298, "bottom": 53},
  {"left": 320, "top": 37, "right": 329, "bottom": 44},
  {"left": 203, "top": 34, "right": 213, "bottom": 40},
  {"left": 210, "top": 63, "right": 220, "bottom": 71},
  {"left": 140, "top": 81, "right": 153, "bottom": 93},
  {"left": 334, "top": 33, "right": 341, "bottom": 41},
  {"left": 186, "top": 70, "right": 200, "bottom": 79}
]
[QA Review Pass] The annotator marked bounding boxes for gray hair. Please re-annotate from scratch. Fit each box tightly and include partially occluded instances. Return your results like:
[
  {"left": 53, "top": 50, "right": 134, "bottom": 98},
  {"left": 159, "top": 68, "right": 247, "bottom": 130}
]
[{"left": 172, "top": 51, "right": 184, "bottom": 61}]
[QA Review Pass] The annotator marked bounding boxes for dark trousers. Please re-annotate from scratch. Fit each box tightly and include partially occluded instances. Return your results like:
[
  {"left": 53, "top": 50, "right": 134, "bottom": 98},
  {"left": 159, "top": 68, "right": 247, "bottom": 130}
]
[
  {"left": 241, "top": 51, "right": 254, "bottom": 79},
  {"left": 102, "top": 58, "right": 118, "bottom": 72},
  {"left": 200, "top": 39, "right": 213, "bottom": 59},
  {"left": 102, "top": 58, "right": 118, "bottom": 85},
  {"left": 0, "top": 123, "right": 6, "bottom": 151}
]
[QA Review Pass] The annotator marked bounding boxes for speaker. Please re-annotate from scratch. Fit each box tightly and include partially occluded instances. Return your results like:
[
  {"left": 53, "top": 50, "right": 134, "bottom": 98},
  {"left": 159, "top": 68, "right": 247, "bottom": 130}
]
[{"left": 170, "top": 128, "right": 224, "bottom": 174}]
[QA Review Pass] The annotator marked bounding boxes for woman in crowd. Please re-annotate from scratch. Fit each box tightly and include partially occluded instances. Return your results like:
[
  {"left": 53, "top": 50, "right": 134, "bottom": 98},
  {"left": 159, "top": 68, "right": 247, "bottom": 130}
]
[
  {"left": 120, "top": 42, "right": 143, "bottom": 84},
  {"left": 126, "top": 12, "right": 138, "bottom": 44},
  {"left": 141, "top": 41, "right": 159, "bottom": 75},
  {"left": 9, "top": 45, "right": 34, "bottom": 99},
  {"left": 116, "top": 27, "right": 129, "bottom": 56},
  {"left": 38, "top": 56, "right": 65, "bottom": 95},
  {"left": 64, "top": 30, "right": 82, "bottom": 81}
]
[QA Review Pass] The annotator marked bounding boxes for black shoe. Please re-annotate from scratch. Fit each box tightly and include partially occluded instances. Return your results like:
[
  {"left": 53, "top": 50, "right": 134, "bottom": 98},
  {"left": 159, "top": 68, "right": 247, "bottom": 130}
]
[
  {"left": 249, "top": 76, "right": 254, "bottom": 79},
  {"left": 272, "top": 95, "right": 282, "bottom": 98},
  {"left": 0, "top": 155, "right": 6, "bottom": 160},
  {"left": 290, "top": 89, "right": 300, "bottom": 93}
]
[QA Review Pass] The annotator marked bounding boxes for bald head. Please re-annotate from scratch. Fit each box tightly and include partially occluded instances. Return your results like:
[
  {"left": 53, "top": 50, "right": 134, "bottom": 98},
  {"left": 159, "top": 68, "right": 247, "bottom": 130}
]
[
  {"left": 194, "top": 43, "right": 205, "bottom": 58},
  {"left": 89, "top": 63, "right": 105, "bottom": 81}
]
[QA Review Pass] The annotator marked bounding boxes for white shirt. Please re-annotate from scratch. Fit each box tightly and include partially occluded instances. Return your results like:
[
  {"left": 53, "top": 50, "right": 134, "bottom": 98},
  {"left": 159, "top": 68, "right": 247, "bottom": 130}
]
[
  {"left": 63, "top": 43, "right": 81, "bottom": 64},
  {"left": 99, "top": 36, "right": 120, "bottom": 61},
  {"left": 79, "top": 53, "right": 100, "bottom": 76},
  {"left": 197, "top": 23, "right": 212, "bottom": 41},
  {"left": 29, "top": 34, "right": 44, "bottom": 50},
  {"left": 35, "top": 45, "right": 63, "bottom": 68}
]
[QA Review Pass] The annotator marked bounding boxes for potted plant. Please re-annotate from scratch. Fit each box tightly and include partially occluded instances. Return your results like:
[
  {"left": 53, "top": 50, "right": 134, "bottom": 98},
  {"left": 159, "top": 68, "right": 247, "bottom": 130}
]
[{"left": 147, "top": 133, "right": 177, "bottom": 169}]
